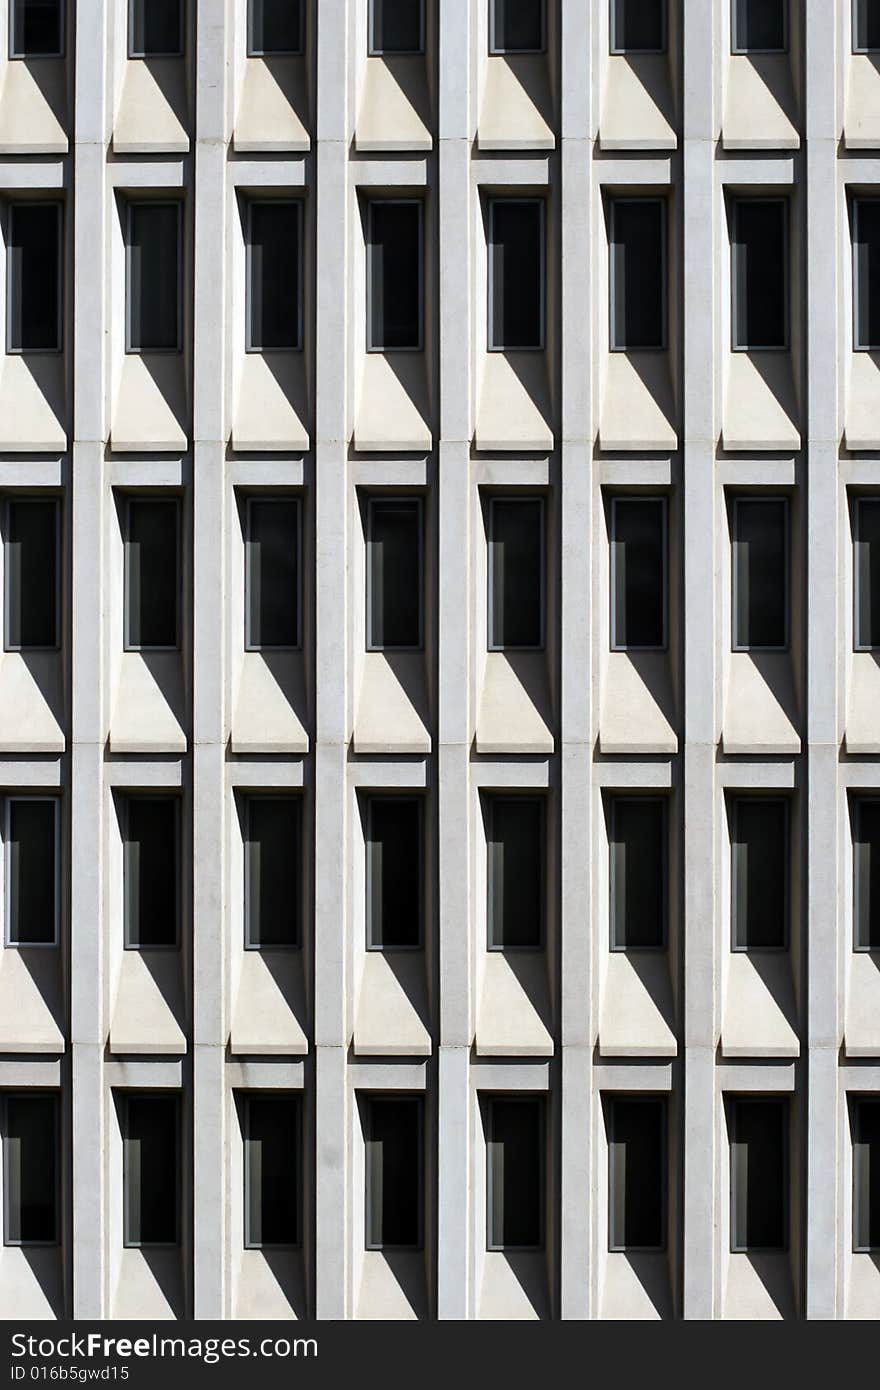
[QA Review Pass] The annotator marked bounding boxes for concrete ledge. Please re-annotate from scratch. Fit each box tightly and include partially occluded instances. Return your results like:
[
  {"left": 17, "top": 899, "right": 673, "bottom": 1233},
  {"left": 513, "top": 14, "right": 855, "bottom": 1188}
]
[
  {"left": 354, "top": 353, "right": 432, "bottom": 453},
  {"left": 476, "top": 651, "right": 554, "bottom": 756},
  {"left": 721, "top": 952, "right": 799, "bottom": 1060},
  {"left": 230, "top": 950, "right": 308, "bottom": 1057},
  {"left": 233, "top": 55, "right": 310, "bottom": 152},
  {"left": 353, "top": 652, "right": 431, "bottom": 755},
  {"left": 599, "top": 55, "right": 676, "bottom": 152},
  {"left": 355, "top": 55, "right": 432, "bottom": 152},
  {"left": 721, "top": 653, "right": 800, "bottom": 757},
  {"left": 113, "top": 58, "right": 189, "bottom": 153},
  {"left": 475, "top": 351, "right": 554, "bottom": 453},
  {"left": 598, "top": 952, "right": 677, "bottom": 1059},
  {"left": 0, "top": 60, "right": 67, "bottom": 153},
  {"left": 599, "top": 651, "right": 677, "bottom": 756},
  {"left": 477, "top": 54, "right": 554, "bottom": 151},
  {"left": 232, "top": 351, "right": 310, "bottom": 452},
  {"left": 475, "top": 951, "right": 553, "bottom": 1058},
  {"left": 353, "top": 951, "right": 431, "bottom": 1057},
  {"left": 599, "top": 352, "right": 677, "bottom": 453},
  {"left": 721, "top": 54, "right": 799, "bottom": 151}
]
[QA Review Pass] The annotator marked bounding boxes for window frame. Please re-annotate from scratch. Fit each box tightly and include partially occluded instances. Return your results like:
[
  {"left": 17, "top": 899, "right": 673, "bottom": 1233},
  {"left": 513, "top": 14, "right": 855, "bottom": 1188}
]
[
  {"left": 730, "top": 0, "right": 788, "bottom": 54},
  {"left": 3, "top": 496, "right": 61, "bottom": 653},
  {"left": 487, "top": 494, "right": 546, "bottom": 652},
  {"left": 246, "top": 0, "right": 305, "bottom": 56},
  {"left": 122, "top": 1092, "right": 181, "bottom": 1249},
  {"left": 365, "top": 794, "right": 424, "bottom": 952},
  {"left": 485, "top": 1094, "right": 545, "bottom": 1252},
  {"left": 4, "top": 795, "right": 60, "bottom": 948},
  {"left": 608, "top": 795, "right": 668, "bottom": 953},
  {"left": 123, "top": 495, "right": 182, "bottom": 653},
  {"left": 367, "top": 0, "right": 425, "bottom": 55},
  {"left": 245, "top": 198, "right": 303, "bottom": 354},
  {"left": 488, "top": 0, "right": 546, "bottom": 55},
  {"left": 486, "top": 793, "right": 546, "bottom": 953},
  {"left": 364, "top": 1093, "right": 424, "bottom": 1252},
  {"left": 487, "top": 196, "right": 546, "bottom": 353},
  {"left": 243, "top": 793, "right": 302, "bottom": 952},
  {"left": 365, "top": 197, "right": 424, "bottom": 353},
  {"left": 2, "top": 1092, "right": 60, "bottom": 1247},
  {"left": 853, "top": 197, "right": 880, "bottom": 352},
  {"left": 122, "top": 795, "right": 182, "bottom": 952},
  {"left": 730, "top": 795, "right": 790, "bottom": 953},
  {"left": 730, "top": 494, "right": 790, "bottom": 654},
  {"left": 608, "top": 196, "right": 667, "bottom": 353},
  {"left": 730, "top": 196, "right": 790, "bottom": 352},
  {"left": 609, "top": 494, "right": 668, "bottom": 652},
  {"left": 124, "top": 200, "right": 184, "bottom": 355},
  {"left": 243, "top": 1091, "right": 303, "bottom": 1250},
  {"left": 606, "top": 1094, "right": 667, "bottom": 1253},
  {"left": 854, "top": 0, "right": 880, "bottom": 52},
  {"left": 853, "top": 795, "right": 880, "bottom": 952},
  {"left": 853, "top": 495, "right": 880, "bottom": 651},
  {"left": 729, "top": 1095, "right": 790, "bottom": 1254},
  {"left": 9, "top": 0, "right": 65, "bottom": 58},
  {"left": 852, "top": 1096, "right": 880, "bottom": 1252},
  {"left": 6, "top": 201, "right": 63, "bottom": 355},
  {"left": 243, "top": 494, "right": 302, "bottom": 653},
  {"left": 609, "top": 0, "right": 667, "bottom": 54},
  {"left": 365, "top": 495, "right": 424, "bottom": 653},
  {"left": 127, "top": 0, "right": 184, "bottom": 58}
]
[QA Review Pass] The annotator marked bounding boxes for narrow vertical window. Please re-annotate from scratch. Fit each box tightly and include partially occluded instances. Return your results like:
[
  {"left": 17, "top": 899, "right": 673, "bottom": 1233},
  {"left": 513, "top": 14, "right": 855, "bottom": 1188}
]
[
  {"left": 854, "top": 798, "right": 880, "bottom": 951},
  {"left": 607, "top": 1097, "right": 666, "bottom": 1250},
  {"left": 246, "top": 202, "right": 302, "bottom": 352},
  {"left": 367, "top": 498, "right": 422, "bottom": 650},
  {"left": 245, "top": 498, "right": 300, "bottom": 649},
  {"left": 488, "top": 797, "right": 544, "bottom": 949},
  {"left": 7, "top": 203, "right": 62, "bottom": 353},
  {"left": 10, "top": 0, "right": 64, "bottom": 56},
  {"left": 368, "top": 0, "right": 424, "bottom": 54},
  {"left": 731, "top": 199, "right": 788, "bottom": 350},
  {"left": 367, "top": 201, "right": 423, "bottom": 351},
  {"left": 366, "top": 797, "right": 422, "bottom": 949},
  {"left": 129, "top": 0, "right": 183, "bottom": 56},
  {"left": 732, "top": 0, "right": 787, "bottom": 52},
  {"left": 123, "top": 797, "right": 180, "bottom": 949},
  {"left": 610, "top": 497, "right": 666, "bottom": 649},
  {"left": 488, "top": 497, "right": 544, "bottom": 649},
  {"left": 609, "top": 199, "right": 666, "bottom": 351},
  {"left": 244, "top": 1093, "right": 301, "bottom": 1247},
  {"left": 126, "top": 203, "right": 182, "bottom": 353},
  {"left": 5, "top": 499, "right": 58, "bottom": 650},
  {"left": 854, "top": 200, "right": 880, "bottom": 350},
  {"left": 244, "top": 796, "right": 301, "bottom": 949},
  {"left": 488, "top": 199, "right": 544, "bottom": 350},
  {"left": 247, "top": 0, "right": 303, "bottom": 55},
  {"left": 3, "top": 1094, "right": 58, "bottom": 1245},
  {"left": 730, "top": 1097, "right": 788, "bottom": 1251},
  {"left": 364, "top": 1096, "right": 423, "bottom": 1249},
  {"left": 610, "top": 0, "right": 666, "bottom": 52},
  {"left": 5, "top": 798, "right": 57, "bottom": 946},
  {"left": 731, "top": 798, "right": 789, "bottom": 950},
  {"left": 124, "top": 498, "right": 180, "bottom": 650},
  {"left": 732, "top": 497, "right": 788, "bottom": 650},
  {"left": 123, "top": 1094, "right": 180, "bottom": 1246},
  {"left": 855, "top": 0, "right": 880, "bottom": 51},
  {"left": 489, "top": 0, "right": 545, "bottom": 53},
  {"left": 610, "top": 798, "right": 666, "bottom": 950},
  {"left": 486, "top": 1097, "right": 544, "bottom": 1249},
  {"left": 855, "top": 498, "right": 880, "bottom": 649},
  {"left": 853, "top": 1099, "right": 880, "bottom": 1251}
]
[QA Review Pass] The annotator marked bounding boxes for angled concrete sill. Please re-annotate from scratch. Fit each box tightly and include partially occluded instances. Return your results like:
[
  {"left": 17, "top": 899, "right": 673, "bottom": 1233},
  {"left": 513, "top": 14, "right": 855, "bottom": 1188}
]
[
  {"left": 599, "top": 651, "right": 677, "bottom": 756},
  {"left": 723, "top": 1252, "right": 795, "bottom": 1320},
  {"left": 0, "top": 60, "right": 67, "bottom": 153},
  {"left": 109, "top": 949, "right": 187, "bottom": 1056},
  {"left": 113, "top": 58, "right": 189, "bottom": 153},
  {"left": 476, "top": 54, "right": 554, "bottom": 151},
  {"left": 0, "top": 1248, "right": 64, "bottom": 1318},
  {"left": 231, "top": 651, "right": 309, "bottom": 755},
  {"left": 232, "top": 352, "right": 310, "bottom": 452},
  {"left": 0, "top": 949, "right": 64, "bottom": 1054},
  {"left": 233, "top": 55, "right": 310, "bottom": 151},
  {"left": 110, "top": 354, "right": 189, "bottom": 453},
  {"left": 475, "top": 351, "right": 554, "bottom": 453},
  {"left": 847, "top": 1255, "right": 880, "bottom": 1319},
  {"left": 844, "top": 55, "right": 880, "bottom": 149},
  {"left": 599, "top": 55, "right": 676, "bottom": 151},
  {"left": 721, "top": 652, "right": 800, "bottom": 756},
  {"left": 109, "top": 652, "right": 188, "bottom": 755},
  {"left": 846, "top": 653, "right": 880, "bottom": 754},
  {"left": 599, "top": 353, "right": 677, "bottom": 453},
  {"left": 235, "top": 1249, "right": 308, "bottom": 1320},
  {"left": 113, "top": 1249, "right": 183, "bottom": 1320},
  {"left": 601, "top": 1253, "right": 673, "bottom": 1320},
  {"left": 353, "top": 651, "right": 431, "bottom": 755},
  {"left": 357, "top": 1252, "right": 428, "bottom": 1320},
  {"left": 476, "top": 651, "right": 554, "bottom": 756},
  {"left": 355, "top": 55, "right": 432, "bottom": 152},
  {"left": 353, "top": 950, "right": 431, "bottom": 1057},
  {"left": 475, "top": 951, "right": 553, "bottom": 1058},
  {"left": 721, "top": 54, "right": 799, "bottom": 150},
  {"left": 844, "top": 352, "right": 880, "bottom": 451},
  {"left": 479, "top": 1253, "right": 549, "bottom": 1320},
  {"left": 722, "top": 351, "right": 800, "bottom": 452},
  {"left": 354, "top": 352, "right": 432, "bottom": 453},
  {"left": 598, "top": 952, "right": 676, "bottom": 1058},
  {"left": 844, "top": 952, "right": 880, "bottom": 1057},
  {"left": 0, "top": 652, "right": 65, "bottom": 753},
  {"left": 230, "top": 950, "right": 308, "bottom": 1057},
  {"left": 720, "top": 952, "right": 799, "bottom": 1059},
  {"left": 0, "top": 354, "right": 66, "bottom": 452}
]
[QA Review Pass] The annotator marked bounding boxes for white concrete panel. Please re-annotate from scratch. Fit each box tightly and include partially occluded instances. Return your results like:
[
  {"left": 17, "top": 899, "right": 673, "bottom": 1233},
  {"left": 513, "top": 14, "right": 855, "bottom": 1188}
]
[
  {"left": 229, "top": 949, "right": 308, "bottom": 1056},
  {"left": 352, "top": 950, "right": 431, "bottom": 1057},
  {"left": 354, "top": 352, "right": 432, "bottom": 452},
  {"left": 721, "top": 55, "right": 799, "bottom": 151},
  {"left": 477, "top": 56, "right": 554, "bottom": 152},
  {"left": 113, "top": 59, "right": 189, "bottom": 153},
  {"left": 0, "top": 949, "right": 65, "bottom": 1053},
  {"left": 600, "top": 1253, "right": 673, "bottom": 1319},
  {"left": 845, "top": 653, "right": 880, "bottom": 754},
  {"left": 353, "top": 651, "right": 432, "bottom": 754},
  {"left": 110, "top": 354, "right": 189, "bottom": 453},
  {"left": 0, "top": 60, "right": 67, "bottom": 153},
  {"left": 478, "top": 1252, "right": 549, "bottom": 1319},
  {"left": 599, "top": 57, "right": 676, "bottom": 152},
  {"left": 475, "top": 651, "right": 554, "bottom": 755},
  {"left": 0, "top": 355, "right": 66, "bottom": 452},
  {"left": 844, "top": 56, "right": 880, "bottom": 150},
  {"left": 844, "top": 351, "right": 880, "bottom": 451},
  {"left": 721, "top": 952, "right": 799, "bottom": 1059},
  {"left": 355, "top": 57, "right": 432, "bottom": 152},
  {"left": 844, "top": 952, "right": 880, "bottom": 1057},
  {"left": 231, "top": 651, "right": 309, "bottom": 754},
  {"left": 474, "top": 352, "right": 554, "bottom": 452},
  {"left": 232, "top": 351, "right": 310, "bottom": 451},
  {"left": 598, "top": 953, "right": 677, "bottom": 1058},
  {"left": 0, "top": 653, "right": 65, "bottom": 753},
  {"left": 109, "top": 652, "right": 188, "bottom": 754},
  {"left": 599, "top": 352, "right": 677, "bottom": 452},
  {"left": 723, "top": 1253, "right": 795, "bottom": 1319},
  {"left": 233, "top": 57, "right": 310, "bottom": 151},
  {"left": 599, "top": 652, "right": 677, "bottom": 755},
  {"left": 108, "top": 950, "right": 187, "bottom": 1055},
  {"left": 721, "top": 653, "right": 801, "bottom": 756},
  {"left": 722, "top": 352, "right": 800, "bottom": 452},
  {"left": 474, "top": 951, "right": 553, "bottom": 1057}
]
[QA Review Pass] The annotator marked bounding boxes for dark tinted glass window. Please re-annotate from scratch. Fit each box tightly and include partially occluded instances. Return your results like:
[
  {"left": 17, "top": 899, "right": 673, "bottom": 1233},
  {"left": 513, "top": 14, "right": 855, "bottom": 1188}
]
[
  {"left": 732, "top": 0, "right": 787, "bottom": 51},
  {"left": 367, "top": 499, "right": 421, "bottom": 649},
  {"left": 6, "top": 799, "right": 56, "bottom": 946},
  {"left": 608, "top": 1098, "right": 665, "bottom": 1250},
  {"left": 611, "top": 498, "right": 665, "bottom": 649},
  {"left": 489, "top": 200, "right": 544, "bottom": 350},
  {"left": 3, "top": 1095, "right": 57, "bottom": 1245},
  {"left": 854, "top": 1099, "right": 880, "bottom": 1250},
  {"left": 610, "top": 799, "right": 666, "bottom": 950},
  {"left": 732, "top": 199, "right": 787, "bottom": 349},
  {"left": 365, "top": 1097, "right": 422, "bottom": 1248},
  {"left": 732, "top": 498, "right": 787, "bottom": 650},
  {"left": 244, "top": 1094, "right": 300, "bottom": 1247},
  {"left": 610, "top": 199, "right": 665, "bottom": 350},
  {"left": 731, "top": 798, "right": 788, "bottom": 950},
  {"left": 730, "top": 1098, "right": 787, "bottom": 1251},
  {"left": 124, "top": 798, "right": 179, "bottom": 949},
  {"left": 245, "top": 499, "right": 299, "bottom": 648},
  {"left": 490, "top": 0, "right": 544, "bottom": 52},
  {"left": 247, "top": 202, "right": 301, "bottom": 351},
  {"left": 854, "top": 799, "right": 880, "bottom": 951},
  {"left": 126, "top": 203, "right": 181, "bottom": 352},
  {"left": 856, "top": 499, "right": 880, "bottom": 649},
  {"left": 129, "top": 0, "right": 183, "bottom": 55},
  {"left": 855, "top": 201, "right": 880, "bottom": 351},
  {"left": 10, "top": 0, "right": 63, "bottom": 56},
  {"left": 8, "top": 204, "right": 61, "bottom": 352},
  {"left": 367, "top": 798, "right": 421, "bottom": 949},
  {"left": 487, "top": 1098, "right": 543, "bottom": 1249},
  {"left": 123, "top": 1094, "right": 179, "bottom": 1246},
  {"left": 367, "top": 202, "right": 422, "bottom": 350},
  {"left": 488, "top": 798, "right": 543, "bottom": 949},
  {"left": 5, "top": 500, "right": 57, "bottom": 650},
  {"left": 245, "top": 798, "right": 300, "bottom": 948},
  {"left": 125, "top": 499, "right": 179, "bottom": 649},
  {"left": 248, "top": 0, "right": 303, "bottom": 54},
  {"left": 855, "top": 0, "right": 880, "bottom": 50},
  {"left": 489, "top": 498, "right": 543, "bottom": 649},
  {"left": 611, "top": 0, "right": 666, "bottom": 51},
  {"left": 369, "top": 0, "right": 423, "bottom": 53}
]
